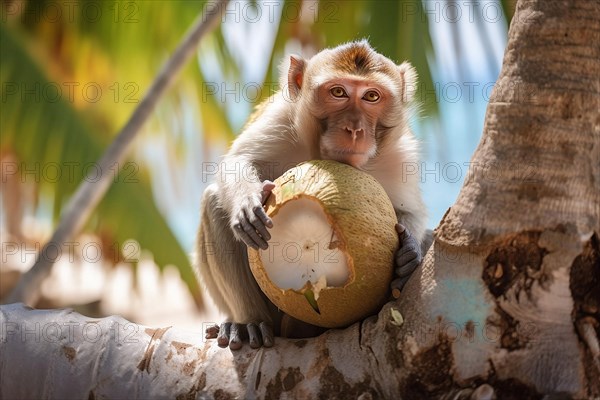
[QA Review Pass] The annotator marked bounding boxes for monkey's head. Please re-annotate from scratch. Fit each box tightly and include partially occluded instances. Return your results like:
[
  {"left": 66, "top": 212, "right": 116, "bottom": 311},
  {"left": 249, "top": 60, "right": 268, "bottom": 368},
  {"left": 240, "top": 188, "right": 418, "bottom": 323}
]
[{"left": 285, "top": 40, "right": 417, "bottom": 169}]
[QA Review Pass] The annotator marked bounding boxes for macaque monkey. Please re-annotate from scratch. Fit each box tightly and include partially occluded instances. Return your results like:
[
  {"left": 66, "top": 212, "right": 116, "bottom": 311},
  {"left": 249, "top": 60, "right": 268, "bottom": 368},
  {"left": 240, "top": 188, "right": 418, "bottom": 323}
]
[{"left": 196, "top": 40, "right": 428, "bottom": 350}]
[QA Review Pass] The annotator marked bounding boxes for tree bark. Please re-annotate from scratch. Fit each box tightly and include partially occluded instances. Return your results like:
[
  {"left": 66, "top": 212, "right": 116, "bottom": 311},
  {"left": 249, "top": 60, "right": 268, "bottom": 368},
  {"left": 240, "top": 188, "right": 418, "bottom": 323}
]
[
  {"left": 434, "top": 0, "right": 599, "bottom": 395},
  {"left": 1, "top": 0, "right": 598, "bottom": 398}
]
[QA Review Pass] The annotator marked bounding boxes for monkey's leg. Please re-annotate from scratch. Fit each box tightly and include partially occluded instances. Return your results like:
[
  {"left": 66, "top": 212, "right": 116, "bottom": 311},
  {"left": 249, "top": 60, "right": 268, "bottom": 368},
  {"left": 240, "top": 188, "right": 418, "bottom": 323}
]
[
  {"left": 196, "top": 184, "right": 277, "bottom": 349},
  {"left": 196, "top": 206, "right": 231, "bottom": 341}
]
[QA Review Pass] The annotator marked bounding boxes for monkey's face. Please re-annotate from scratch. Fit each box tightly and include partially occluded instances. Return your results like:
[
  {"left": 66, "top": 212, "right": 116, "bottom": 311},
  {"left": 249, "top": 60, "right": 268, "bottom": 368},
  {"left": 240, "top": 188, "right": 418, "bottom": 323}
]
[
  {"left": 286, "top": 41, "right": 416, "bottom": 169},
  {"left": 313, "top": 78, "right": 391, "bottom": 169}
]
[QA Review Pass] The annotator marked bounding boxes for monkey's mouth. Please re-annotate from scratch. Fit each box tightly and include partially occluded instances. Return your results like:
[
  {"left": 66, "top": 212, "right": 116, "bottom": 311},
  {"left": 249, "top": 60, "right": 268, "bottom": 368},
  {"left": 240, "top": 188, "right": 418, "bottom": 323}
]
[
  {"left": 331, "top": 149, "right": 366, "bottom": 156},
  {"left": 324, "top": 149, "right": 372, "bottom": 168}
]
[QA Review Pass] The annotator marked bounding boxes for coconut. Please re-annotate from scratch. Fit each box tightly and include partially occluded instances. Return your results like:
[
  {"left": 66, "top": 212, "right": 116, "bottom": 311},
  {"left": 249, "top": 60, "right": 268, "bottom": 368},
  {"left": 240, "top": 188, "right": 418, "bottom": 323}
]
[{"left": 248, "top": 160, "right": 399, "bottom": 328}]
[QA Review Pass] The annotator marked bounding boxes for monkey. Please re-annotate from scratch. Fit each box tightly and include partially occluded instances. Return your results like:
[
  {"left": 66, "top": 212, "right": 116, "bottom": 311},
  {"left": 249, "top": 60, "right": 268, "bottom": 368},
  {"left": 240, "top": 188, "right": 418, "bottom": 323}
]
[{"left": 195, "top": 40, "right": 428, "bottom": 350}]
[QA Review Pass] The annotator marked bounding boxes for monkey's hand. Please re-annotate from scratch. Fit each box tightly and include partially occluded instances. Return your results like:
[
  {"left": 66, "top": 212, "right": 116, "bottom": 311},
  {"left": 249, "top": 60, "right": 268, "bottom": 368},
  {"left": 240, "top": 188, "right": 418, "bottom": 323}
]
[
  {"left": 390, "top": 224, "right": 422, "bottom": 295},
  {"left": 231, "top": 180, "right": 275, "bottom": 250},
  {"left": 205, "top": 321, "right": 274, "bottom": 350}
]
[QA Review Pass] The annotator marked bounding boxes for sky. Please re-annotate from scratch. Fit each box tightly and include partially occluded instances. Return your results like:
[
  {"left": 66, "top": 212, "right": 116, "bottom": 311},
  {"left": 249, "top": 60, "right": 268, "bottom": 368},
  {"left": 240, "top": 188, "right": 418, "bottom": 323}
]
[{"left": 420, "top": 0, "right": 508, "bottom": 228}]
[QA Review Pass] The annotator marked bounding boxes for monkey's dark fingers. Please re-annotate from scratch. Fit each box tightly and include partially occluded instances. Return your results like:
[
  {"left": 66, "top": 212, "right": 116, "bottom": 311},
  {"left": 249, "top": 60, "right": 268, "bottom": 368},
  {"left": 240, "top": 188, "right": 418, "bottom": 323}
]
[
  {"left": 395, "top": 258, "right": 420, "bottom": 278},
  {"left": 396, "top": 248, "right": 419, "bottom": 268},
  {"left": 247, "top": 323, "right": 262, "bottom": 349},
  {"left": 240, "top": 215, "right": 269, "bottom": 250},
  {"left": 396, "top": 237, "right": 419, "bottom": 252},
  {"left": 395, "top": 224, "right": 421, "bottom": 261},
  {"left": 395, "top": 223, "right": 410, "bottom": 241},
  {"left": 217, "top": 322, "right": 232, "bottom": 348},
  {"left": 390, "top": 276, "right": 411, "bottom": 294},
  {"left": 205, "top": 324, "right": 219, "bottom": 339},
  {"left": 234, "top": 223, "right": 258, "bottom": 249},
  {"left": 229, "top": 323, "right": 245, "bottom": 350},
  {"left": 251, "top": 206, "right": 272, "bottom": 240},
  {"left": 259, "top": 322, "right": 274, "bottom": 347},
  {"left": 254, "top": 205, "right": 273, "bottom": 230}
]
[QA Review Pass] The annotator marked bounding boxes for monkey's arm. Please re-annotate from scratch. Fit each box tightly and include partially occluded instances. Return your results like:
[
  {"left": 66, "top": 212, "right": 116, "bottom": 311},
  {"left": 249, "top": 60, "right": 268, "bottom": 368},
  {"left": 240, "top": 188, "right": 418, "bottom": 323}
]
[
  {"left": 218, "top": 98, "right": 299, "bottom": 250},
  {"left": 218, "top": 123, "right": 284, "bottom": 250}
]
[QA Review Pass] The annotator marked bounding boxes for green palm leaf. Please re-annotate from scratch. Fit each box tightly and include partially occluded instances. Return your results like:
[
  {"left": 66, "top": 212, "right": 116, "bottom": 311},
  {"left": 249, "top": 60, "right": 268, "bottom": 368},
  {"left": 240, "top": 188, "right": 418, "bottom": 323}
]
[{"left": 1, "top": 23, "right": 200, "bottom": 306}]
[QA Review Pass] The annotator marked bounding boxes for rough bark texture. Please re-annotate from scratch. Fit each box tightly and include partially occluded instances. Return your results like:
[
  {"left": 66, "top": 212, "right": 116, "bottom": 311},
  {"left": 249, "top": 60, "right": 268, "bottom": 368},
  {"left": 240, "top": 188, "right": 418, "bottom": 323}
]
[
  {"left": 1, "top": 0, "right": 598, "bottom": 399},
  {"left": 439, "top": 0, "right": 599, "bottom": 243},
  {"left": 433, "top": 0, "right": 600, "bottom": 396}
]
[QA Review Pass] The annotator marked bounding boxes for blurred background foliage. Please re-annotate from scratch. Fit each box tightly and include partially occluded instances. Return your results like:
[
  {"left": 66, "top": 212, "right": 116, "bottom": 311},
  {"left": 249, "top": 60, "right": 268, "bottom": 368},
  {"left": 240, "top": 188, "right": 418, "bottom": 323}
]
[{"left": 0, "top": 0, "right": 514, "bottom": 318}]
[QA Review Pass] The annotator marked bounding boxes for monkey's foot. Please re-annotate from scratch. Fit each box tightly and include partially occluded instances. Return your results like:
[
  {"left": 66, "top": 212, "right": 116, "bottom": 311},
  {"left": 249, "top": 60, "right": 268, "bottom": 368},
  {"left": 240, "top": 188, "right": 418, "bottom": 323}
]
[{"left": 205, "top": 321, "right": 274, "bottom": 350}]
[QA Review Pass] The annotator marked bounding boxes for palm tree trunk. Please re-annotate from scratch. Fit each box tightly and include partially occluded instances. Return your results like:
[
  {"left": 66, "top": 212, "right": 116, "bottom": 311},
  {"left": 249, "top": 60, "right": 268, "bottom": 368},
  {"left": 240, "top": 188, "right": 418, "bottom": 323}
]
[{"left": 430, "top": 0, "right": 600, "bottom": 395}]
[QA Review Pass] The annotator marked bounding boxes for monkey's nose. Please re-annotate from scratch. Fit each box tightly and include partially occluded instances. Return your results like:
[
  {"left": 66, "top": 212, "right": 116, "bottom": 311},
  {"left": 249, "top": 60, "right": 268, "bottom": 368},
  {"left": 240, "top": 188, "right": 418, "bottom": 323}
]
[{"left": 345, "top": 127, "right": 364, "bottom": 141}]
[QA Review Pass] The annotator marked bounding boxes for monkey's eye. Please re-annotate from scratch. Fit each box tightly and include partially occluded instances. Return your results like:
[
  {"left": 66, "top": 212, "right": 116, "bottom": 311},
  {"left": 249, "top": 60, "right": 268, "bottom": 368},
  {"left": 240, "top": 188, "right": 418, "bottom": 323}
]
[
  {"left": 330, "top": 87, "right": 347, "bottom": 98},
  {"left": 362, "top": 90, "right": 380, "bottom": 102}
]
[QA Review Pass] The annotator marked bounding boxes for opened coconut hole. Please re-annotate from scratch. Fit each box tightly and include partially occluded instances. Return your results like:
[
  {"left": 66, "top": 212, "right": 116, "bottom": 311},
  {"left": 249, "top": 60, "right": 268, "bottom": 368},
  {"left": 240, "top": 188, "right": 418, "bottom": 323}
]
[{"left": 259, "top": 196, "right": 349, "bottom": 299}]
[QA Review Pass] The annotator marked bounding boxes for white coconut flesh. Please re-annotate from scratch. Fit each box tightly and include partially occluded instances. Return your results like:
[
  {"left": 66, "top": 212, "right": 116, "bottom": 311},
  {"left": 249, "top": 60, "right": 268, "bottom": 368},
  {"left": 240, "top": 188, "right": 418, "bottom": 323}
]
[{"left": 258, "top": 197, "right": 350, "bottom": 298}]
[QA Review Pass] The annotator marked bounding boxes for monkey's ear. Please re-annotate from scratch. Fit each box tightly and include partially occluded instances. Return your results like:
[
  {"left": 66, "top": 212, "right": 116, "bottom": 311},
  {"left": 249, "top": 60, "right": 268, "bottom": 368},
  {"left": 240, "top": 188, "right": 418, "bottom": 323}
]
[
  {"left": 288, "top": 55, "right": 306, "bottom": 100},
  {"left": 398, "top": 62, "right": 418, "bottom": 103}
]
